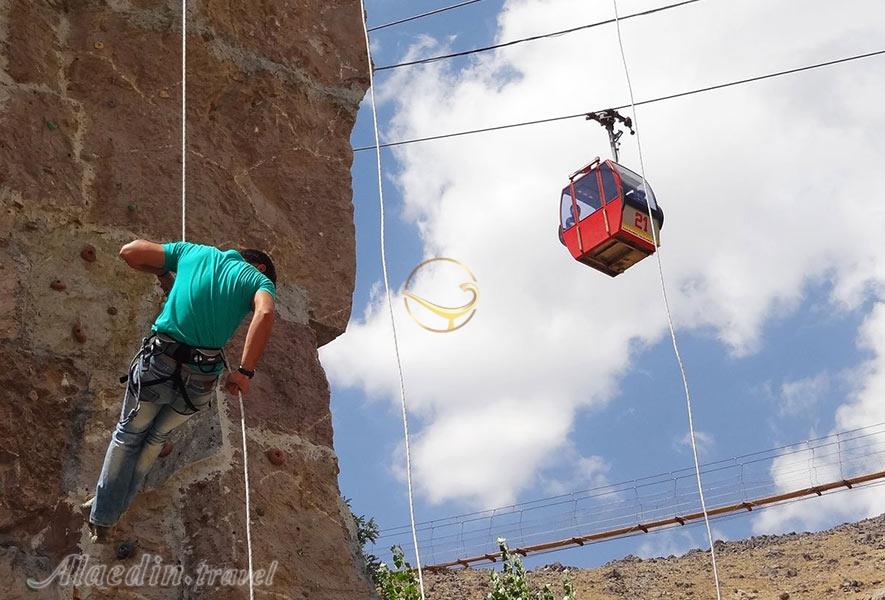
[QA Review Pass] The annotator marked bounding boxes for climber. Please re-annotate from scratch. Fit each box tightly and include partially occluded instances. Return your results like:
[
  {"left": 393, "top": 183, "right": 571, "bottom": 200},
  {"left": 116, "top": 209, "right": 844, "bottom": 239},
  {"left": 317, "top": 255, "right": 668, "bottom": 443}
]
[{"left": 84, "top": 240, "right": 277, "bottom": 543}]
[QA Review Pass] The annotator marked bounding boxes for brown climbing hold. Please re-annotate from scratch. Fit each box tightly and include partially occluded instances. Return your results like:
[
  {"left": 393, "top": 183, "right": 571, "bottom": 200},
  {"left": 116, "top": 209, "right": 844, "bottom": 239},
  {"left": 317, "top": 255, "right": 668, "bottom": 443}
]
[
  {"left": 159, "top": 89, "right": 170, "bottom": 99},
  {"left": 115, "top": 541, "right": 135, "bottom": 560},
  {"left": 50, "top": 279, "right": 66, "bottom": 291},
  {"left": 266, "top": 448, "right": 285, "bottom": 466},
  {"left": 107, "top": 306, "right": 118, "bottom": 315},
  {"left": 159, "top": 442, "right": 174, "bottom": 458},
  {"left": 94, "top": 41, "right": 104, "bottom": 50},
  {"left": 72, "top": 323, "right": 87, "bottom": 344},
  {"left": 80, "top": 244, "right": 96, "bottom": 262},
  {"left": 28, "top": 390, "right": 38, "bottom": 402}
]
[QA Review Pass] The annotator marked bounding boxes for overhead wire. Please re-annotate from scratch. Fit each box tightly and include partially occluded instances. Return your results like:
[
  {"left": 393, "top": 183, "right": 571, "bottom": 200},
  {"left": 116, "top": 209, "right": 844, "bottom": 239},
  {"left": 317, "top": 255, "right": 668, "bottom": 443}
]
[
  {"left": 359, "top": 0, "right": 427, "bottom": 597},
  {"left": 368, "top": 0, "right": 486, "bottom": 32},
  {"left": 375, "top": 0, "right": 703, "bottom": 71},
  {"left": 609, "top": 0, "right": 721, "bottom": 597},
  {"left": 353, "top": 48, "right": 885, "bottom": 152}
]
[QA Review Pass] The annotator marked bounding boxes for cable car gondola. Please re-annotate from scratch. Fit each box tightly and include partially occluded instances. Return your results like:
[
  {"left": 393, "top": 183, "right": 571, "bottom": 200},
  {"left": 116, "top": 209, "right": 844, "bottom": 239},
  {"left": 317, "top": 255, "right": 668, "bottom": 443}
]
[{"left": 558, "top": 110, "right": 664, "bottom": 277}]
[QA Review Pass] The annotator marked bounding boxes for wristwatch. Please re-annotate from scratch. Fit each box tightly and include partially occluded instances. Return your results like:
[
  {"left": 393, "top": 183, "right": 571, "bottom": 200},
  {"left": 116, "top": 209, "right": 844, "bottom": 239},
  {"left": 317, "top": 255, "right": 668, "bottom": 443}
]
[{"left": 237, "top": 366, "right": 255, "bottom": 379}]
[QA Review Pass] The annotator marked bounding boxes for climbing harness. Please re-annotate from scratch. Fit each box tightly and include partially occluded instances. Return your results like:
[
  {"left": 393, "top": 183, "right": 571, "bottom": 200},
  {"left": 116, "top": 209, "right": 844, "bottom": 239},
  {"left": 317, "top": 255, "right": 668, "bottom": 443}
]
[
  {"left": 609, "top": 0, "right": 723, "bottom": 597},
  {"left": 120, "top": 334, "right": 226, "bottom": 415},
  {"left": 359, "top": 1, "right": 427, "bottom": 598}
]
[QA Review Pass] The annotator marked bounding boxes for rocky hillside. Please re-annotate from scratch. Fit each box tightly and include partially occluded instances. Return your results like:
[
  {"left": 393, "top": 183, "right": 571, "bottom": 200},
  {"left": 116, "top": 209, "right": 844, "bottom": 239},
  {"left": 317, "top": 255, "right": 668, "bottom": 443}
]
[
  {"left": 1, "top": 1, "right": 372, "bottom": 599},
  {"left": 425, "top": 514, "right": 885, "bottom": 600}
]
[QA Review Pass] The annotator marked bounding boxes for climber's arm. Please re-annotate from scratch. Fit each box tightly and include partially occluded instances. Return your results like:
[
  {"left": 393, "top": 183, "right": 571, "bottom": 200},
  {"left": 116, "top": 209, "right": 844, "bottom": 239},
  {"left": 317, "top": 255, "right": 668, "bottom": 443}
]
[
  {"left": 119, "top": 240, "right": 168, "bottom": 276},
  {"left": 119, "top": 239, "right": 176, "bottom": 292},
  {"left": 224, "top": 291, "right": 275, "bottom": 396}
]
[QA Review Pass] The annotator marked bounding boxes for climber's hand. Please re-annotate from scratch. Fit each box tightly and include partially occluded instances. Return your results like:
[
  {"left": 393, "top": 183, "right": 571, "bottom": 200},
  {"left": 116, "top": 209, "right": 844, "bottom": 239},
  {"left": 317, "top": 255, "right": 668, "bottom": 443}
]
[
  {"left": 224, "top": 370, "right": 250, "bottom": 396},
  {"left": 157, "top": 272, "right": 175, "bottom": 295}
]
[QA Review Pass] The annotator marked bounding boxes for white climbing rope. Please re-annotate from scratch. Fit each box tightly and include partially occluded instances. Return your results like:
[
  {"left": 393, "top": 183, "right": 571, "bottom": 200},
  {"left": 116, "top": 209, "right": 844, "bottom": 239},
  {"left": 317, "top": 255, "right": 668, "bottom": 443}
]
[
  {"left": 609, "top": 1, "right": 723, "bottom": 598},
  {"left": 180, "top": 0, "right": 187, "bottom": 242},
  {"left": 179, "top": 1, "right": 254, "bottom": 596},
  {"left": 238, "top": 390, "right": 256, "bottom": 600},
  {"left": 358, "top": 2, "right": 427, "bottom": 597}
]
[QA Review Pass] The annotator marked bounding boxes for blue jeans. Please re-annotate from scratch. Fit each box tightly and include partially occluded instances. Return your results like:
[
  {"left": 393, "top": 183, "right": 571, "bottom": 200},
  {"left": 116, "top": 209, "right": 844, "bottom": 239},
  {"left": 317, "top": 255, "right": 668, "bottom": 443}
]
[{"left": 91, "top": 349, "right": 219, "bottom": 527}]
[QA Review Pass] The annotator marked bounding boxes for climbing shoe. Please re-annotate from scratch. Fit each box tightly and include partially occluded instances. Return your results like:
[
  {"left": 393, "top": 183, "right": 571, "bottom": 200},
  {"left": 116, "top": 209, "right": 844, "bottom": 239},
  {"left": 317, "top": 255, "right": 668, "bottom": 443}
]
[{"left": 88, "top": 522, "right": 111, "bottom": 544}]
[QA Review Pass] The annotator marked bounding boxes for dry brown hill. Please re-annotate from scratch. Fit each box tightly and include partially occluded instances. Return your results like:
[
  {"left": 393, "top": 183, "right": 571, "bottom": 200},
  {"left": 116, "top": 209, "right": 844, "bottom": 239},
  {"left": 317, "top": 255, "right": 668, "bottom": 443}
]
[{"left": 425, "top": 514, "right": 885, "bottom": 599}]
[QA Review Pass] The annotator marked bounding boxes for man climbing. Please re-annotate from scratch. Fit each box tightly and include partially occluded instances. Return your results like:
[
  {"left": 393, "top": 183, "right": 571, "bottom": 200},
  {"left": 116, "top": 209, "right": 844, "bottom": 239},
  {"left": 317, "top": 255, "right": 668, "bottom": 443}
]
[{"left": 85, "top": 240, "right": 277, "bottom": 543}]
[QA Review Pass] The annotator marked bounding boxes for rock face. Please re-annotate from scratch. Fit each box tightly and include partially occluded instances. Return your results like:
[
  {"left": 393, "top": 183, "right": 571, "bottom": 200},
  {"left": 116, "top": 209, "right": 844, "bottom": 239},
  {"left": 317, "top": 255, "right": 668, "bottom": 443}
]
[{"left": 0, "top": 1, "right": 371, "bottom": 599}]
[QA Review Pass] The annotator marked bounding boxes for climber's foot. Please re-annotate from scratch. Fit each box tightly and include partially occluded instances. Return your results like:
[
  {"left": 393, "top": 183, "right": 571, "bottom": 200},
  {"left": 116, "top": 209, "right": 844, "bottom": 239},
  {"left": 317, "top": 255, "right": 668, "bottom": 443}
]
[{"left": 88, "top": 522, "right": 111, "bottom": 544}]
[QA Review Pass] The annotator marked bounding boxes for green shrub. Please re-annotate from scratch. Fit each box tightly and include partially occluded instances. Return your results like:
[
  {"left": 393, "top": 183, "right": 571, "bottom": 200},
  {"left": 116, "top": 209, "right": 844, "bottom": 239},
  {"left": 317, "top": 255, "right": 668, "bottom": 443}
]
[
  {"left": 347, "top": 503, "right": 574, "bottom": 600},
  {"left": 346, "top": 500, "right": 421, "bottom": 598},
  {"left": 487, "top": 539, "right": 575, "bottom": 600},
  {"left": 346, "top": 499, "right": 383, "bottom": 583},
  {"left": 374, "top": 546, "right": 423, "bottom": 600}
]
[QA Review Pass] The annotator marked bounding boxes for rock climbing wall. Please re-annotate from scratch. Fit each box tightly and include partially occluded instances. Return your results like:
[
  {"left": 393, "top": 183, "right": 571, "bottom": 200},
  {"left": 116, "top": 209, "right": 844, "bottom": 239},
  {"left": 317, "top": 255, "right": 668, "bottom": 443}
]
[{"left": 0, "top": 1, "right": 372, "bottom": 598}]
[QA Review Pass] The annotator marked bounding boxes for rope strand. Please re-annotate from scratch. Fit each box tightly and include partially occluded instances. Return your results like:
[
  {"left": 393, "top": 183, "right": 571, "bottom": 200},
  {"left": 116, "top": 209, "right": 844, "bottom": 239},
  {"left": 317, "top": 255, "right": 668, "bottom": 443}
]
[
  {"left": 180, "top": 0, "right": 187, "bottom": 242},
  {"left": 239, "top": 391, "right": 256, "bottom": 600},
  {"left": 610, "top": 1, "right": 722, "bottom": 598},
  {"left": 359, "top": 1, "right": 427, "bottom": 596},
  {"left": 180, "top": 1, "right": 252, "bottom": 595}
]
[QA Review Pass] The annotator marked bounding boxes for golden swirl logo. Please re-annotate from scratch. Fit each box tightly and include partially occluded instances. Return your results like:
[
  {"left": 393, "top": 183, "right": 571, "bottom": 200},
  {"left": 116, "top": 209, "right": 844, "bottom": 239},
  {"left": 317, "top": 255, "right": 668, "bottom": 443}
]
[{"left": 403, "top": 258, "right": 479, "bottom": 333}]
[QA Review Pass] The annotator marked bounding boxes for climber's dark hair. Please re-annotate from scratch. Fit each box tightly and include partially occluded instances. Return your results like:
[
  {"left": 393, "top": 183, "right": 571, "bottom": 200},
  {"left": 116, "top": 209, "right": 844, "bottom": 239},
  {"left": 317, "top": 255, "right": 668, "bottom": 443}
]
[{"left": 240, "top": 249, "right": 277, "bottom": 285}]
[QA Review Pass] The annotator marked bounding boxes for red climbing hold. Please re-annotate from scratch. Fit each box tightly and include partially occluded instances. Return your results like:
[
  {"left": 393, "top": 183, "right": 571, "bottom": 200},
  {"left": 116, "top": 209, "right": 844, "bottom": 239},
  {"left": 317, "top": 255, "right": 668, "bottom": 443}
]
[
  {"left": 159, "top": 442, "right": 174, "bottom": 458},
  {"left": 72, "top": 323, "right": 87, "bottom": 344},
  {"left": 80, "top": 244, "right": 97, "bottom": 262},
  {"left": 266, "top": 448, "right": 285, "bottom": 466},
  {"left": 50, "top": 279, "right": 66, "bottom": 291}
]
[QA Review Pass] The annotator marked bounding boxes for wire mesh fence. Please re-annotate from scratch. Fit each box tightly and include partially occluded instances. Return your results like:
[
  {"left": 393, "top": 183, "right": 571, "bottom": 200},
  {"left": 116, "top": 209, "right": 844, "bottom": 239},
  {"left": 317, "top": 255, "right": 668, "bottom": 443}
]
[{"left": 367, "top": 422, "right": 885, "bottom": 567}]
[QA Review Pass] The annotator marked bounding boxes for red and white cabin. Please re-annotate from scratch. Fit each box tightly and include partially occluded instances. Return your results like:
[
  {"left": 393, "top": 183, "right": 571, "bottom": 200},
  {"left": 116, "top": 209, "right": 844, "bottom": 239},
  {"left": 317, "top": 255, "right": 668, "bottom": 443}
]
[{"left": 559, "top": 158, "right": 664, "bottom": 277}]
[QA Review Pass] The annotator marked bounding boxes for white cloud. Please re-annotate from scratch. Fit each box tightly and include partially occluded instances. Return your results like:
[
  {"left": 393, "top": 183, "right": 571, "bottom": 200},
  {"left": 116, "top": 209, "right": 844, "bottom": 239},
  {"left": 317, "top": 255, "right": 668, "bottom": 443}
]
[
  {"left": 637, "top": 524, "right": 728, "bottom": 559},
  {"left": 637, "top": 529, "right": 700, "bottom": 559},
  {"left": 323, "top": 0, "right": 885, "bottom": 509},
  {"left": 755, "top": 305, "right": 885, "bottom": 533},
  {"left": 676, "top": 431, "right": 715, "bottom": 459},
  {"left": 778, "top": 373, "right": 830, "bottom": 417},
  {"left": 541, "top": 453, "right": 611, "bottom": 497}
]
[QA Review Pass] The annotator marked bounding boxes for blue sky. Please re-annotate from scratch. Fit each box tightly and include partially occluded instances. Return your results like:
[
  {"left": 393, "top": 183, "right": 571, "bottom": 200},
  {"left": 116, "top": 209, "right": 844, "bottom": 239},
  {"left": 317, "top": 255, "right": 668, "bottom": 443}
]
[{"left": 323, "top": 0, "right": 885, "bottom": 569}]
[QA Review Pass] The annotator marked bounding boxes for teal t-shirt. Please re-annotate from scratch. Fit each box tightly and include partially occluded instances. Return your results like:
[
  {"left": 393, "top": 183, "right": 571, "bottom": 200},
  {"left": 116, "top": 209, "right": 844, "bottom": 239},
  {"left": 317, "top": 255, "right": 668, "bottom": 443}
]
[{"left": 152, "top": 242, "right": 276, "bottom": 349}]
